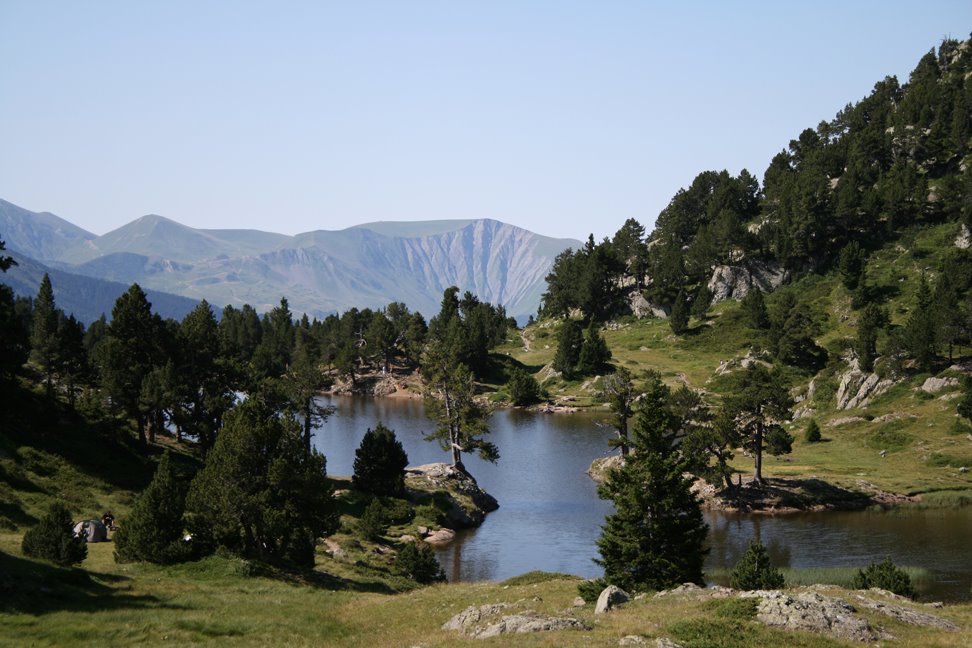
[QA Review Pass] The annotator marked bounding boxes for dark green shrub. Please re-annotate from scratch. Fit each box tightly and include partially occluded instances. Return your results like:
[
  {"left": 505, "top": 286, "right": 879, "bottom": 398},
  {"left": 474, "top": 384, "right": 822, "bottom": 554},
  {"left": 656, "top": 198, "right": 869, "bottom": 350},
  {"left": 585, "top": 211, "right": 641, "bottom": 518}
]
[
  {"left": 577, "top": 577, "right": 609, "bottom": 603},
  {"left": 352, "top": 423, "right": 409, "bottom": 496},
  {"left": 21, "top": 502, "right": 87, "bottom": 566},
  {"left": 804, "top": 419, "right": 822, "bottom": 444},
  {"left": 729, "top": 540, "right": 784, "bottom": 590},
  {"left": 396, "top": 541, "right": 446, "bottom": 584},
  {"left": 114, "top": 451, "right": 190, "bottom": 564},
  {"left": 507, "top": 368, "right": 540, "bottom": 406},
  {"left": 358, "top": 499, "right": 387, "bottom": 541},
  {"left": 851, "top": 558, "right": 915, "bottom": 599}
]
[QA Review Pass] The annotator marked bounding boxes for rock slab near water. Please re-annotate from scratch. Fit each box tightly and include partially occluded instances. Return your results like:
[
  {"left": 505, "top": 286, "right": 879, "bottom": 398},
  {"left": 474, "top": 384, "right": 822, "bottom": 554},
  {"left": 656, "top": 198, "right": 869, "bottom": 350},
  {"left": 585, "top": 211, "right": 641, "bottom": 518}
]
[
  {"left": 405, "top": 463, "right": 499, "bottom": 529},
  {"left": 742, "top": 590, "right": 886, "bottom": 642},
  {"left": 442, "top": 603, "right": 589, "bottom": 639}
]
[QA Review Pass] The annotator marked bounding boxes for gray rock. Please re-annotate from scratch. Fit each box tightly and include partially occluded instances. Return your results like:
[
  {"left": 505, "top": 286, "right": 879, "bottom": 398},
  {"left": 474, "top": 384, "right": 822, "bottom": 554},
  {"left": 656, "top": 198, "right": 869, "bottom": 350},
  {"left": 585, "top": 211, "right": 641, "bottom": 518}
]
[
  {"left": 618, "top": 636, "right": 647, "bottom": 646},
  {"left": 405, "top": 462, "right": 499, "bottom": 528},
  {"left": 956, "top": 223, "right": 971, "bottom": 249},
  {"left": 442, "top": 604, "right": 511, "bottom": 633},
  {"left": 442, "top": 603, "right": 589, "bottom": 638},
  {"left": 655, "top": 639, "right": 684, "bottom": 648},
  {"left": 746, "top": 590, "right": 887, "bottom": 642},
  {"left": 835, "top": 358, "right": 895, "bottom": 410},
  {"left": 920, "top": 376, "right": 959, "bottom": 393},
  {"left": 707, "top": 261, "right": 786, "bottom": 303},
  {"left": 475, "top": 613, "right": 589, "bottom": 638},
  {"left": 854, "top": 595, "right": 959, "bottom": 630},
  {"left": 572, "top": 596, "right": 586, "bottom": 607},
  {"left": 595, "top": 584, "right": 631, "bottom": 614},
  {"left": 423, "top": 528, "right": 456, "bottom": 546}
]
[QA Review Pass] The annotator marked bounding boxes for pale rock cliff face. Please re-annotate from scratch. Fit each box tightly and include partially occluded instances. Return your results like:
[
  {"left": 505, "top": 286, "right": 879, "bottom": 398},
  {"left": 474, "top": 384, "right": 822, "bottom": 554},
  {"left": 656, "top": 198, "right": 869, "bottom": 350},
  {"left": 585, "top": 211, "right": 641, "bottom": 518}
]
[{"left": 707, "top": 261, "right": 787, "bottom": 303}]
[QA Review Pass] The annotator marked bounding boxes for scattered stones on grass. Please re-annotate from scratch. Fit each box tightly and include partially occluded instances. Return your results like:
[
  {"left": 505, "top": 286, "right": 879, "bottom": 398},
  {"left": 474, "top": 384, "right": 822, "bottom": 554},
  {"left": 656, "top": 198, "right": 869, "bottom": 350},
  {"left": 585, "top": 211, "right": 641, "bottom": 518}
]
[{"left": 442, "top": 603, "right": 589, "bottom": 639}]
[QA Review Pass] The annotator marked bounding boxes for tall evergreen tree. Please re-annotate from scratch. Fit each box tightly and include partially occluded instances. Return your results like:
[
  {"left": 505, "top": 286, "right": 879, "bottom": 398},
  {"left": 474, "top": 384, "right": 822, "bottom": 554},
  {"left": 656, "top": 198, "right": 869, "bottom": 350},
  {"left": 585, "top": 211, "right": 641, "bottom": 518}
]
[
  {"left": 29, "top": 273, "right": 60, "bottom": 399},
  {"left": 691, "top": 283, "right": 713, "bottom": 320},
  {"left": 595, "top": 392, "right": 708, "bottom": 592},
  {"left": 856, "top": 303, "right": 886, "bottom": 372},
  {"left": 552, "top": 319, "right": 583, "bottom": 379},
  {"left": 599, "top": 367, "right": 636, "bottom": 457},
  {"left": 576, "top": 322, "right": 612, "bottom": 376},
  {"left": 741, "top": 286, "right": 770, "bottom": 330},
  {"left": 422, "top": 347, "right": 497, "bottom": 472},
  {"left": 114, "top": 451, "right": 190, "bottom": 564},
  {"left": 96, "top": 284, "right": 164, "bottom": 445},
  {"left": 724, "top": 364, "right": 794, "bottom": 483},
  {"left": 903, "top": 274, "right": 937, "bottom": 372},
  {"left": 669, "top": 289, "right": 689, "bottom": 335}
]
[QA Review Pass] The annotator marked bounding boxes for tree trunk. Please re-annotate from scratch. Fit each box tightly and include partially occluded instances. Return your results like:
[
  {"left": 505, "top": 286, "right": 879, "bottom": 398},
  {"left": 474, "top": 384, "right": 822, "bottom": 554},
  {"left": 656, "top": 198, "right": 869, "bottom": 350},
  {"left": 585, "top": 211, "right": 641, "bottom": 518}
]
[
  {"left": 303, "top": 400, "right": 312, "bottom": 454},
  {"left": 753, "top": 422, "right": 764, "bottom": 484},
  {"left": 136, "top": 415, "right": 147, "bottom": 446}
]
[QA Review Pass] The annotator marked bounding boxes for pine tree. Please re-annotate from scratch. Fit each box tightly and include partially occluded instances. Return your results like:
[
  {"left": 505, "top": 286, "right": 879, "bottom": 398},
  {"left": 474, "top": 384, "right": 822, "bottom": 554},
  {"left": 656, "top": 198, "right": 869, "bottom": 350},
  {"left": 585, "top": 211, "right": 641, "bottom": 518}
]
[
  {"left": 352, "top": 423, "right": 409, "bottom": 496},
  {"left": 741, "top": 286, "right": 769, "bottom": 329},
  {"left": 21, "top": 502, "right": 87, "bottom": 566},
  {"left": 599, "top": 367, "right": 636, "bottom": 457},
  {"left": 114, "top": 451, "right": 190, "bottom": 564},
  {"left": 358, "top": 499, "right": 387, "bottom": 541},
  {"left": 903, "top": 274, "right": 936, "bottom": 372},
  {"left": 804, "top": 419, "right": 822, "bottom": 443},
  {"left": 669, "top": 289, "right": 689, "bottom": 335},
  {"left": 838, "top": 241, "right": 866, "bottom": 290},
  {"left": 396, "top": 541, "right": 446, "bottom": 584},
  {"left": 422, "top": 344, "right": 497, "bottom": 472},
  {"left": 724, "top": 364, "right": 794, "bottom": 484},
  {"left": 852, "top": 558, "right": 915, "bottom": 599},
  {"left": 184, "top": 398, "right": 338, "bottom": 566},
  {"left": 576, "top": 322, "right": 612, "bottom": 376},
  {"left": 506, "top": 367, "right": 541, "bottom": 406},
  {"left": 30, "top": 273, "right": 60, "bottom": 399},
  {"left": 691, "top": 283, "right": 713, "bottom": 320},
  {"left": 856, "top": 303, "right": 885, "bottom": 373},
  {"left": 595, "top": 394, "right": 708, "bottom": 592},
  {"left": 729, "top": 540, "right": 784, "bottom": 590},
  {"left": 552, "top": 319, "right": 583, "bottom": 379}
]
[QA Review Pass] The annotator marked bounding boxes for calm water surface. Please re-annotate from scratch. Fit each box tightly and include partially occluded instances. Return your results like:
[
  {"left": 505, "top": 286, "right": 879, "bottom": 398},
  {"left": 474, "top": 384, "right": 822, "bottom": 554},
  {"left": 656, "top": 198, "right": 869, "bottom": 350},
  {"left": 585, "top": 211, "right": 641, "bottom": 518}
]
[{"left": 313, "top": 395, "right": 972, "bottom": 600}]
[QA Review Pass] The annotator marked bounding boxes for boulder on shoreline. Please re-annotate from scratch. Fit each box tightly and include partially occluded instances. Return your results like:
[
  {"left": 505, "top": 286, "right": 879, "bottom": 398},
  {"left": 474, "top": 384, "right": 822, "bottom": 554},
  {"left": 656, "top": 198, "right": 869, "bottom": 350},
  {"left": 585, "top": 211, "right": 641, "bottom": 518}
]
[{"left": 405, "top": 463, "right": 499, "bottom": 532}]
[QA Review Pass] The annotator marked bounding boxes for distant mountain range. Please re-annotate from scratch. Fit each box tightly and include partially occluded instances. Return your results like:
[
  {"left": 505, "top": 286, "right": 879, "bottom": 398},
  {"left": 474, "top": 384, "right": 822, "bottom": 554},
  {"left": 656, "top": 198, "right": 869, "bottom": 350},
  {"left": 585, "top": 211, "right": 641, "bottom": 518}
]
[{"left": 0, "top": 198, "right": 580, "bottom": 323}]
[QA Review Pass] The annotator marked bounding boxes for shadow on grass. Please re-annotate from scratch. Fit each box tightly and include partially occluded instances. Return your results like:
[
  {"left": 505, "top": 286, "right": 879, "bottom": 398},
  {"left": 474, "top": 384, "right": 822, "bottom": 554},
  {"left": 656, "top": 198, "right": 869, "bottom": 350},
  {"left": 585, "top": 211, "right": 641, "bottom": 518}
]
[
  {"left": 715, "top": 476, "right": 872, "bottom": 512},
  {"left": 0, "top": 550, "right": 178, "bottom": 615}
]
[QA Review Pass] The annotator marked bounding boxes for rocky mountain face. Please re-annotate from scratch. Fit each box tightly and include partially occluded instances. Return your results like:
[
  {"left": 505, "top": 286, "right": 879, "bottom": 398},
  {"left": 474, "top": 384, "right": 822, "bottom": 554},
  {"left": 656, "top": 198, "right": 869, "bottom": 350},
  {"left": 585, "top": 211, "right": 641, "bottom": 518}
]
[{"left": 0, "top": 199, "right": 578, "bottom": 321}]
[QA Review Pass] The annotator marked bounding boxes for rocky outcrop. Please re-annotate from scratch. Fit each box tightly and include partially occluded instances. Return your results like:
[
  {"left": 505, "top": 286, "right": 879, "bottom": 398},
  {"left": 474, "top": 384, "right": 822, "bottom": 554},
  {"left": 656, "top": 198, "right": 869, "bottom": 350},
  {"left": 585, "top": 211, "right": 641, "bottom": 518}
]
[
  {"left": 920, "top": 376, "right": 959, "bottom": 393},
  {"left": 595, "top": 585, "right": 631, "bottom": 614},
  {"left": 423, "top": 528, "right": 456, "bottom": 546},
  {"left": 405, "top": 463, "right": 498, "bottom": 530},
  {"left": 707, "top": 261, "right": 786, "bottom": 303},
  {"left": 741, "top": 590, "right": 885, "bottom": 642},
  {"left": 442, "top": 603, "right": 589, "bottom": 638},
  {"left": 854, "top": 594, "right": 958, "bottom": 630},
  {"left": 956, "top": 223, "right": 971, "bottom": 249},
  {"left": 587, "top": 454, "right": 624, "bottom": 484},
  {"left": 628, "top": 290, "right": 669, "bottom": 319},
  {"left": 836, "top": 358, "right": 894, "bottom": 410}
]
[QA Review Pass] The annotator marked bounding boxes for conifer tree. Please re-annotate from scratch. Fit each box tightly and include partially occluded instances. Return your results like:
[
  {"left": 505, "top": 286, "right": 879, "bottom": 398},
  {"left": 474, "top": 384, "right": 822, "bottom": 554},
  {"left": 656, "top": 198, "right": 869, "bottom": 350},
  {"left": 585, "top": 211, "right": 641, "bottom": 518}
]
[
  {"left": 691, "top": 283, "right": 713, "bottom": 320},
  {"left": 599, "top": 367, "right": 636, "bottom": 457},
  {"left": 729, "top": 540, "right": 784, "bottom": 590},
  {"left": 595, "top": 389, "right": 708, "bottom": 592},
  {"left": 552, "top": 319, "right": 583, "bottom": 379},
  {"left": 669, "top": 289, "right": 689, "bottom": 335},
  {"left": 422, "top": 343, "right": 497, "bottom": 472},
  {"left": 30, "top": 273, "right": 60, "bottom": 399},
  {"left": 396, "top": 541, "right": 446, "bottom": 584},
  {"left": 21, "top": 501, "right": 87, "bottom": 566},
  {"left": 506, "top": 367, "right": 541, "bottom": 406},
  {"left": 114, "top": 451, "right": 190, "bottom": 564},
  {"left": 576, "top": 322, "right": 612, "bottom": 376},
  {"left": 724, "top": 364, "right": 794, "bottom": 484},
  {"left": 856, "top": 303, "right": 886, "bottom": 372},
  {"left": 741, "top": 286, "right": 769, "bottom": 329},
  {"left": 903, "top": 274, "right": 936, "bottom": 372},
  {"left": 804, "top": 418, "right": 822, "bottom": 443},
  {"left": 352, "top": 423, "right": 409, "bottom": 496}
]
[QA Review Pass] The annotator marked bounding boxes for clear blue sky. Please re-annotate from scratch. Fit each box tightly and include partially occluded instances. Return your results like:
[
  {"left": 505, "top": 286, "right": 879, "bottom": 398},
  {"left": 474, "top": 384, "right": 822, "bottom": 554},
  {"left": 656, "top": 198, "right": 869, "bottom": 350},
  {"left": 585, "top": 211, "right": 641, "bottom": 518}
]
[{"left": 1, "top": 2, "right": 970, "bottom": 242}]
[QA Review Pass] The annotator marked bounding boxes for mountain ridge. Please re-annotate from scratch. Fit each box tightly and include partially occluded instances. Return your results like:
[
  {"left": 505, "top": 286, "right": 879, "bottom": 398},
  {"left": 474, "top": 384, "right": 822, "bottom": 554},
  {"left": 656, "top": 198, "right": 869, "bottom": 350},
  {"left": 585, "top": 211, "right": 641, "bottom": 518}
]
[{"left": 1, "top": 200, "right": 579, "bottom": 321}]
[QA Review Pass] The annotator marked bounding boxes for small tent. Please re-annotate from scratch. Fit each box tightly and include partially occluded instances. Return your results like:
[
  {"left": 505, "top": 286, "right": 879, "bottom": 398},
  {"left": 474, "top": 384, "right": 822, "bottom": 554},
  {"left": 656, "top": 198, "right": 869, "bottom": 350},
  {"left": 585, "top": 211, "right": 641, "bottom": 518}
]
[{"left": 72, "top": 519, "right": 108, "bottom": 542}]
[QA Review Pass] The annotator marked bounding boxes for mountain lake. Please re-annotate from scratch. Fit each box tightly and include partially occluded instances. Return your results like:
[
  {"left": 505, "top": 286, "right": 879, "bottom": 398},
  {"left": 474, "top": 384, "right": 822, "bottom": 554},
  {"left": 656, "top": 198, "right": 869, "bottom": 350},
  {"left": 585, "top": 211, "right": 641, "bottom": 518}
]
[{"left": 313, "top": 395, "right": 972, "bottom": 601}]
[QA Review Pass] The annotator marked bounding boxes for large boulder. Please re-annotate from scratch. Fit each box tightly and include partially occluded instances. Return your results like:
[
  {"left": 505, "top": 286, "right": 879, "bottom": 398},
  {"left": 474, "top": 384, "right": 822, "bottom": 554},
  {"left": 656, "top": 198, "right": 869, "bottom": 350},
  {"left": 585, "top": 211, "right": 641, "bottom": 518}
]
[
  {"left": 920, "top": 376, "right": 959, "bottom": 393},
  {"left": 595, "top": 584, "right": 631, "bottom": 614},
  {"left": 707, "top": 261, "right": 786, "bottom": 304},
  {"left": 442, "top": 603, "right": 589, "bottom": 638},
  {"left": 743, "top": 590, "right": 886, "bottom": 642}
]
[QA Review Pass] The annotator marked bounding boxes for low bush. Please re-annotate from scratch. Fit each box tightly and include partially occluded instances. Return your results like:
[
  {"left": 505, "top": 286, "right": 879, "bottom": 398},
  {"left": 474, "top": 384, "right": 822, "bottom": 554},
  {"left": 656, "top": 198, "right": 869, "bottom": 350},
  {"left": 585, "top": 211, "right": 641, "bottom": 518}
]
[
  {"left": 729, "top": 540, "right": 784, "bottom": 591},
  {"left": 852, "top": 558, "right": 915, "bottom": 599}
]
